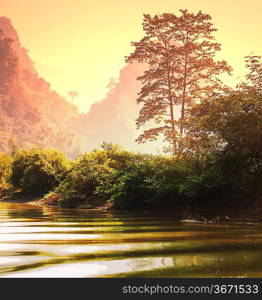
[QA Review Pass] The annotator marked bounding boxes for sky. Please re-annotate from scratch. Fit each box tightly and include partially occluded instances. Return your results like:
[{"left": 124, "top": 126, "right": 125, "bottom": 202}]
[{"left": 1, "top": 0, "right": 262, "bottom": 112}]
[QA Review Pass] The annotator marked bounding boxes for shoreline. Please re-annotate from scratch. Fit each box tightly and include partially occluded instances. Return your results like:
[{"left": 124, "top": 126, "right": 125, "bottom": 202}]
[{"left": 1, "top": 194, "right": 262, "bottom": 224}]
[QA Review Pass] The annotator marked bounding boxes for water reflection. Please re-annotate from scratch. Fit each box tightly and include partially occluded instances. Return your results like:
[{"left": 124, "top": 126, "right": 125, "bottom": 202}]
[{"left": 0, "top": 202, "right": 262, "bottom": 277}]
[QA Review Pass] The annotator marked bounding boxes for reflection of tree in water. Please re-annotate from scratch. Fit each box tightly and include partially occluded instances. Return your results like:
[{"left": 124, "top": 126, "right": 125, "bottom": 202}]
[
  {"left": 41, "top": 205, "right": 116, "bottom": 223},
  {"left": 7, "top": 207, "right": 44, "bottom": 219}
]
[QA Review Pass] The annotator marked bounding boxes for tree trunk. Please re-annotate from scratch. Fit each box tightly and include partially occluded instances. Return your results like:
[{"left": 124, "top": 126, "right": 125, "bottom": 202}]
[
  {"left": 180, "top": 51, "right": 188, "bottom": 137},
  {"left": 169, "top": 98, "right": 176, "bottom": 154},
  {"left": 167, "top": 64, "right": 176, "bottom": 154}
]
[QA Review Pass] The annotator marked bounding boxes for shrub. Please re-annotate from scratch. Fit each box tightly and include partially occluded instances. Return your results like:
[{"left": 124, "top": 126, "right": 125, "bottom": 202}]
[
  {"left": 53, "top": 143, "right": 135, "bottom": 207},
  {"left": 96, "top": 155, "right": 193, "bottom": 209},
  {"left": 0, "top": 153, "right": 13, "bottom": 196},
  {"left": 11, "top": 149, "right": 69, "bottom": 195}
]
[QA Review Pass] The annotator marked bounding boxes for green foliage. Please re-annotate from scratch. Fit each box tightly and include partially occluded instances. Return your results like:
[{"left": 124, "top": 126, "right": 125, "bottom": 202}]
[
  {"left": 181, "top": 152, "right": 262, "bottom": 212},
  {"left": 96, "top": 155, "right": 193, "bottom": 209},
  {"left": 11, "top": 149, "right": 69, "bottom": 195},
  {"left": 181, "top": 83, "right": 262, "bottom": 209},
  {"left": 54, "top": 143, "right": 196, "bottom": 209},
  {"left": 53, "top": 143, "right": 135, "bottom": 207},
  {"left": 53, "top": 143, "right": 190, "bottom": 209},
  {"left": 95, "top": 155, "right": 156, "bottom": 208},
  {"left": 186, "top": 90, "right": 262, "bottom": 156},
  {"left": 0, "top": 152, "right": 13, "bottom": 195},
  {"left": 47, "top": 127, "right": 262, "bottom": 212}
]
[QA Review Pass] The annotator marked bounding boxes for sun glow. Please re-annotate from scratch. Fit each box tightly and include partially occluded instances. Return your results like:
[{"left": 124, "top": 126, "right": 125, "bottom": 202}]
[{"left": 1, "top": 0, "right": 261, "bottom": 112}]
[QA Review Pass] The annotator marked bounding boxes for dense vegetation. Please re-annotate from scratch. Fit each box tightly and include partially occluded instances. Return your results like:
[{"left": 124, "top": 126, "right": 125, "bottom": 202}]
[
  {"left": 0, "top": 11, "right": 261, "bottom": 218},
  {"left": 0, "top": 92, "right": 261, "bottom": 216},
  {"left": 0, "top": 153, "right": 13, "bottom": 196},
  {"left": 11, "top": 149, "right": 70, "bottom": 195}
]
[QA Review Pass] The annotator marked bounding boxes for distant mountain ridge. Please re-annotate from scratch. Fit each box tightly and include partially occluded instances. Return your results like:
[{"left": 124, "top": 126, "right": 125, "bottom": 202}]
[{"left": 0, "top": 17, "right": 156, "bottom": 156}]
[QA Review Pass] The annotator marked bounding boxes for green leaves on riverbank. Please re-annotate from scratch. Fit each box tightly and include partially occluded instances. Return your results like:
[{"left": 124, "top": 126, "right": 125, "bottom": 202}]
[
  {"left": 8, "top": 149, "right": 69, "bottom": 196},
  {"left": 0, "top": 153, "right": 13, "bottom": 196}
]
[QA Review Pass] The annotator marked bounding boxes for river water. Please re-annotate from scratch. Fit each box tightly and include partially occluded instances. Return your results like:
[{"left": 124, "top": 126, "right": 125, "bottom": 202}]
[{"left": 0, "top": 202, "right": 262, "bottom": 277}]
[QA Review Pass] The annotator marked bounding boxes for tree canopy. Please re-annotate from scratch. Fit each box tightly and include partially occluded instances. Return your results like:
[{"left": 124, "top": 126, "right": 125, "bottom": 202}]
[{"left": 126, "top": 10, "right": 232, "bottom": 153}]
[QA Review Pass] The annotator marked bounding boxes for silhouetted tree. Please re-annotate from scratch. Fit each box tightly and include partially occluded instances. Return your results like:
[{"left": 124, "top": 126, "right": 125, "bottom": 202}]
[
  {"left": 126, "top": 10, "right": 232, "bottom": 153},
  {"left": 68, "top": 90, "right": 79, "bottom": 103}
]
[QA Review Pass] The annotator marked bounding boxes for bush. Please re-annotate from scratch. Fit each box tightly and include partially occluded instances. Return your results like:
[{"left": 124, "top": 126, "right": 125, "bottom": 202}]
[
  {"left": 42, "top": 142, "right": 262, "bottom": 214},
  {"left": 0, "top": 153, "right": 13, "bottom": 196},
  {"left": 178, "top": 152, "right": 262, "bottom": 213},
  {"left": 51, "top": 143, "right": 202, "bottom": 210},
  {"left": 11, "top": 149, "right": 69, "bottom": 195},
  {"left": 53, "top": 143, "right": 136, "bottom": 207},
  {"left": 96, "top": 155, "right": 193, "bottom": 209}
]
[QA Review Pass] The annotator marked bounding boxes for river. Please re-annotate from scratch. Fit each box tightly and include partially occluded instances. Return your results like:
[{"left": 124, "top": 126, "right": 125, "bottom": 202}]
[{"left": 0, "top": 202, "right": 262, "bottom": 277}]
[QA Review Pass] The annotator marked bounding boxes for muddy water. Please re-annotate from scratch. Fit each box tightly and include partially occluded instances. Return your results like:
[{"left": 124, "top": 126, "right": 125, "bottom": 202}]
[{"left": 0, "top": 202, "right": 262, "bottom": 277}]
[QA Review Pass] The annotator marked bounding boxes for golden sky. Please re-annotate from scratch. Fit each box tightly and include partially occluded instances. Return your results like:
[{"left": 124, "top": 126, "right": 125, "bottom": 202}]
[{"left": 1, "top": 0, "right": 262, "bottom": 112}]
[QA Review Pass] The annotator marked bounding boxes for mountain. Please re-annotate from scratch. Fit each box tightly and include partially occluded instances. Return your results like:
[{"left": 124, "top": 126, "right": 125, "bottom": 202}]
[
  {"left": 0, "top": 16, "right": 83, "bottom": 156},
  {"left": 73, "top": 63, "right": 147, "bottom": 151},
  {"left": 0, "top": 17, "right": 158, "bottom": 156}
]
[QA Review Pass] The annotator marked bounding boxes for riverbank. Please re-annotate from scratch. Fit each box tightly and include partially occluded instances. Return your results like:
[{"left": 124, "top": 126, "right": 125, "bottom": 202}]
[
  {"left": 0, "top": 191, "right": 42, "bottom": 204},
  {"left": 1, "top": 191, "right": 262, "bottom": 223},
  {"left": 1, "top": 145, "right": 261, "bottom": 225}
]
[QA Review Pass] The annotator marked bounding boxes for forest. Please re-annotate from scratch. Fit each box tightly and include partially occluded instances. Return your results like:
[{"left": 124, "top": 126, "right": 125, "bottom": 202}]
[{"left": 0, "top": 10, "right": 261, "bottom": 218}]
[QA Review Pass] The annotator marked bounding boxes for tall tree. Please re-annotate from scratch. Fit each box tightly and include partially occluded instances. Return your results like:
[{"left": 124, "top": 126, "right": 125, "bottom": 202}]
[
  {"left": 68, "top": 90, "right": 79, "bottom": 103},
  {"left": 126, "top": 10, "right": 232, "bottom": 153}
]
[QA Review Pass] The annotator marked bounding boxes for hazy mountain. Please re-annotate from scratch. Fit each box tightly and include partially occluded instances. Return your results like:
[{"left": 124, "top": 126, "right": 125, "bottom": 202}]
[
  {"left": 0, "top": 17, "right": 159, "bottom": 156},
  {"left": 74, "top": 63, "right": 146, "bottom": 151}
]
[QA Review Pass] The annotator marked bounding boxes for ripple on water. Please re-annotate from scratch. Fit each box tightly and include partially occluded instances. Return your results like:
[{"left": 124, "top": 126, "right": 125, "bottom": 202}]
[{"left": 0, "top": 202, "right": 262, "bottom": 277}]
